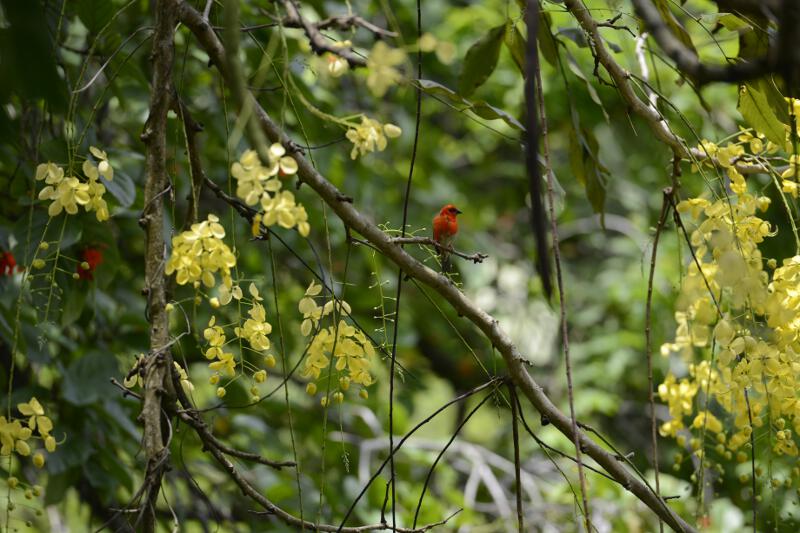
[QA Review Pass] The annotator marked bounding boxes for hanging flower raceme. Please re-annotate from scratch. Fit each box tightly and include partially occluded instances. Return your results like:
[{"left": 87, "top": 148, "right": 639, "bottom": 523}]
[
  {"left": 1, "top": 397, "right": 59, "bottom": 468},
  {"left": 660, "top": 165, "right": 800, "bottom": 484},
  {"left": 203, "top": 283, "right": 275, "bottom": 401},
  {"left": 165, "top": 214, "right": 236, "bottom": 288},
  {"left": 232, "top": 145, "right": 310, "bottom": 237},
  {"left": 298, "top": 281, "right": 374, "bottom": 405},
  {"left": 35, "top": 147, "right": 114, "bottom": 221}
]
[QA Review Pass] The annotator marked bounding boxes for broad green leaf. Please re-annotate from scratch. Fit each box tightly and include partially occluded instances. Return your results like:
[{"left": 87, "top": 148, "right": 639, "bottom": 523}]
[
  {"left": 416, "top": 79, "right": 525, "bottom": 131},
  {"left": 538, "top": 10, "right": 559, "bottom": 67},
  {"left": 77, "top": 0, "right": 116, "bottom": 35},
  {"left": 458, "top": 24, "right": 506, "bottom": 97},
  {"left": 62, "top": 351, "right": 120, "bottom": 406},
  {"left": 103, "top": 169, "right": 136, "bottom": 208},
  {"left": 568, "top": 126, "right": 608, "bottom": 225},
  {"left": 738, "top": 82, "right": 787, "bottom": 147},
  {"left": 61, "top": 283, "right": 88, "bottom": 327},
  {"left": 504, "top": 22, "right": 526, "bottom": 76},
  {"left": 653, "top": 0, "right": 697, "bottom": 56},
  {"left": 566, "top": 54, "right": 609, "bottom": 121},
  {"left": 470, "top": 100, "right": 525, "bottom": 131}
]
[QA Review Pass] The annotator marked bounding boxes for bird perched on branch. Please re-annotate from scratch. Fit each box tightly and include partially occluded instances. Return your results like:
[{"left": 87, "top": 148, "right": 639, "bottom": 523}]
[{"left": 433, "top": 203, "right": 462, "bottom": 272}]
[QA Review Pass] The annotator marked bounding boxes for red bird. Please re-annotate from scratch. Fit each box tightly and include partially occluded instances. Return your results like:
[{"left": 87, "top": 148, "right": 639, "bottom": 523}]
[{"left": 433, "top": 204, "right": 462, "bottom": 272}]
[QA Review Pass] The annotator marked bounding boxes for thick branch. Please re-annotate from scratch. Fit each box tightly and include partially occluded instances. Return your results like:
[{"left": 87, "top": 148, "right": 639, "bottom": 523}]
[
  {"left": 174, "top": 2, "right": 696, "bottom": 530},
  {"left": 139, "top": 1, "right": 178, "bottom": 530}
]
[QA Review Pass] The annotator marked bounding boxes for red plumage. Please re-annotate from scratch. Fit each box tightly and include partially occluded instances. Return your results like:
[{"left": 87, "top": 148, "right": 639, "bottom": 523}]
[{"left": 433, "top": 203, "right": 461, "bottom": 271}]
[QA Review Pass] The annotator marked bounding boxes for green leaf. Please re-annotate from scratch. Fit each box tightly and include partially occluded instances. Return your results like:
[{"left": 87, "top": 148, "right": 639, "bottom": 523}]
[
  {"left": 470, "top": 100, "right": 525, "bottom": 131},
  {"left": 416, "top": 79, "right": 524, "bottom": 131},
  {"left": 62, "top": 351, "right": 120, "bottom": 406},
  {"left": 103, "top": 169, "right": 136, "bottom": 208},
  {"left": 61, "top": 283, "right": 88, "bottom": 327},
  {"left": 568, "top": 126, "right": 608, "bottom": 225},
  {"left": 738, "top": 82, "right": 787, "bottom": 148},
  {"left": 566, "top": 54, "right": 609, "bottom": 121},
  {"left": 504, "top": 22, "right": 526, "bottom": 76},
  {"left": 653, "top": 0, "right": 697, "bottom": 56},
  {"left": 537, "top": 11, "right": 559, "bottom": 67},
  {"left": 458, "top": 24, "right": 506, "bottom": 97},
  {"left": 76, "top": 0, "right": 116, "bottom": 35},
  {"left": 0, "top": 0, "right": 68, "bottom": 111}
]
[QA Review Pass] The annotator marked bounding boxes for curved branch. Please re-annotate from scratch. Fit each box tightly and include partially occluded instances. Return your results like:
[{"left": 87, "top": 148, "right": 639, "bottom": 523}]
[
  {"left": 562, "top": 0, "right": 768, "bottom": 176},
  {"left": 173, "top": 2, "right": 696, "bottom": 530},
  {"left": 631, "top": 0, "right": 775, "bottom": 85}
]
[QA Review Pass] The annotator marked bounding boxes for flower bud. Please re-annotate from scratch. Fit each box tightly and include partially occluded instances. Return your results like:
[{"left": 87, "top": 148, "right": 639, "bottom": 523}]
[
  {"left": 264, "top": 354, "right": 277, "bottom": 368},
  {"left": 216, "top": 387, "right": 226, "bottom": 398},
  {"left": 80, "top": 261, "right": 90, "bottom": 270},
  {"left": 32, "top": 259, "right": 46, "bottom": 269},
  {"left": 39, "top": 242, "right": 49, "bottom": 250},
  {"left": 33, "top": 452, "right": 45, "bottom": 468},
  {"left": 7, "top": 477, "right": 18, "bottom": 489},
  {"left": 306, "top": 382, "right": 317, "bottom": 396},
  {"left": 359, "top": 389, "right": 369, "bottom": 400},
  {"left": 384, "top": 124, "right": 402, "bottom": 138}
]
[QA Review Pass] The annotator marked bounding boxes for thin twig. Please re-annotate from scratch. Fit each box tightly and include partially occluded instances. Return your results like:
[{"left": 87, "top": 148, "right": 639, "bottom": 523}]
[
  {"left": 644, "top": 185, "right": 673, "bottom": 533},
  {"left": 534, "top": 14, "right": 591, "bottom": 529},
  {"left": 509, "top": 383, "right": 524, "bottom": 532},
  {"left": 390, "top": 236, "right": 488, "bottom": 264}
]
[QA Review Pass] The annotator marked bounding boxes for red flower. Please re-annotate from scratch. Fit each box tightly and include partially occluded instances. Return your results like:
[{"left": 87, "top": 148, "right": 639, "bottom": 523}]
[
  {"left": 77, "top": 247, "right": 103, "bottom": 281},
  {"left": 0, "top": 251, "right": 16, "bottom": 276}
]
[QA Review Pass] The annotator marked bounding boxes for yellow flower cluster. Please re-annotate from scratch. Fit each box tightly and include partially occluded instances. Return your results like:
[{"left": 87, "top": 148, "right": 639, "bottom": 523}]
[
  {"left": 366, "top": 41, "right": 405, "bottom": 97},
  {"left": 232, "top": 146, "right": 310, "bottom": 237},
  {"left": 661, "top": 182, "right": 800, "bottom": 470},
  {"left": 298, "top": 281, "right": 374, "bottom": 404},
  {"left": 0, "top": 398, "right": 57, "bottom": 469},
  {"left": 36, "top": 147, "right": 113, "bottom": 221},
  {"left": 345, "top": 116, "right": 402, "bottom": 160},
  {"left": 165, "top": 214, "right": 236, "bottom": 288},
  {"left": 203, "top": 283, "right": 275, "bottom": 401}
]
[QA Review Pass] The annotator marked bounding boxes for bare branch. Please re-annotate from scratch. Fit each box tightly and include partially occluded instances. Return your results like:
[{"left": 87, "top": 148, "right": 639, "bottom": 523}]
[
  {"left": 390, "top": 236, "right": 488, "bottom": 264},
  {"left": 280, "top": 0, "right": 368, "bottom": 67}
]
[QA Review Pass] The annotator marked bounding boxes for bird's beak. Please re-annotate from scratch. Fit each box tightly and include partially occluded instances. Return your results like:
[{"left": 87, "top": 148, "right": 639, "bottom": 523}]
[{"left": 455, "top": 208, "right": 463, "bottom": 214}]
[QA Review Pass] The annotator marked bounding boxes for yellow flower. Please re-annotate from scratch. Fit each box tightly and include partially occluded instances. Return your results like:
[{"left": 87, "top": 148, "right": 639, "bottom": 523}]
[
  {"left": 17, "top": 397, "right": 53, "bottom": 437},
  {"left": 346, "top": 116, "right": 395, "bottom": 159},
  {"left": 165, "top": 215, "right": 236, "bottom": 288},
  {"left": 39, "top": 176, "right": 90, "bottom": 216},
  {"left": 235, "top": 302, "right": 272, "bottom": 351},
  {"left": 366, "top": 41, "right": 405, "bottom": 97},
  {"left": 326, "top": 53, "right": 348, "bottom": 77}
]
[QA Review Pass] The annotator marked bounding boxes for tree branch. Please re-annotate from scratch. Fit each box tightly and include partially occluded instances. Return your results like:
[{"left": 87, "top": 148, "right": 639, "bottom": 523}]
[
  {"left": 280, "top": 0, "right": 368, "bottom": 67},
  {"left": 631, "top": 0, "right": 775, "bottom": 85},
  {"left": 173, "top": 1, "right": 696, "bottom": 530},
  {"left": 562, "top": 0, "right": 768, "bottom": 176},
  {"left": 139, "top": 1, "right": 178, "bottom": 530}
]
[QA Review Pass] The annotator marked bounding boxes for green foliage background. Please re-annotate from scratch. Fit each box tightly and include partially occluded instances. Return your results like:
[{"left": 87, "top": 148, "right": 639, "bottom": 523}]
[{"left": 0, "top": 0, "right": 796, "bottom": 531}]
